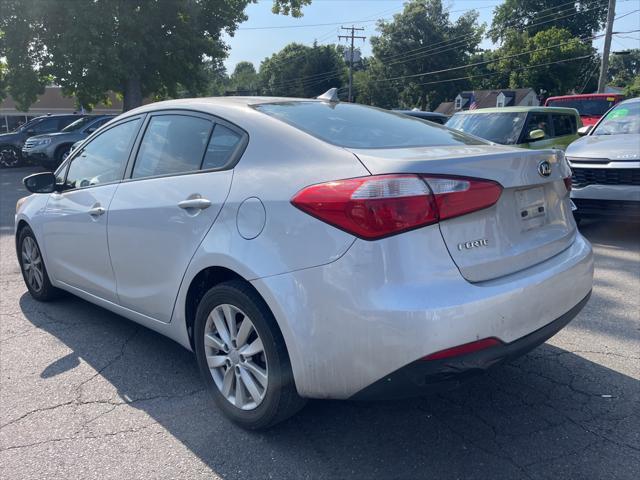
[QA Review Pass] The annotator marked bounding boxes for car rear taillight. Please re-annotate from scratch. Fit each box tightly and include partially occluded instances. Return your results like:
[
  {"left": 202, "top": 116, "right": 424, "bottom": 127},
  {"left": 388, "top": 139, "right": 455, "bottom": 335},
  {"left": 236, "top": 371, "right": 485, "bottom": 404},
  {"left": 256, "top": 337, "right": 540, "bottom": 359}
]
[
  {"left": 563, "top": 175, "right": 572, "bottom": 192},
  {"left": 291, "top": 174, "right": 502, "bottom": 240},
  {"left": 422, "top": 337, "right": 503, "bottom": 361}
]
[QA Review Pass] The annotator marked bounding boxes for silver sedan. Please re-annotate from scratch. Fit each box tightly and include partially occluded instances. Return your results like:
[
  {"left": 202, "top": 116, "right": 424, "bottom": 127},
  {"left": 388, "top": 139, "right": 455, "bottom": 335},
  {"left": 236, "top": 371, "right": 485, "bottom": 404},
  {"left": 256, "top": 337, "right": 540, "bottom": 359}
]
[{"left": 15, "top": 95, "right": 593, "bottom": 429}]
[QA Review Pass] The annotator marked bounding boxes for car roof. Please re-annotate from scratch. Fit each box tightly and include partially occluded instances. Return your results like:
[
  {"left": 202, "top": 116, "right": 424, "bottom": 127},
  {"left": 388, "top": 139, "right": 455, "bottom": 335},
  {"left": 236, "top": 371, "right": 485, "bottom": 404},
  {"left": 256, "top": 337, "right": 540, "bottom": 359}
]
[
  {"left": 546, "top": 93, "right": 624, "bottom": 100},
  {"left": 452, "top": 106, "right": 579, "bottom": 115}
]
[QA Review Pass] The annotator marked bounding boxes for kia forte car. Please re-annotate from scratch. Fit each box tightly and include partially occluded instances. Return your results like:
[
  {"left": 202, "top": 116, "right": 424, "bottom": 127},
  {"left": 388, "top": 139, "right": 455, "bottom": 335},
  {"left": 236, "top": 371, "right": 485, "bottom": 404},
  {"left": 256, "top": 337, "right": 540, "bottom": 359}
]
[
  {"left": 566, "top": 97, "right": 640, "bottom": 221},
  {"left": 15, "top": 95, "right": 593, "bottom": 429}
]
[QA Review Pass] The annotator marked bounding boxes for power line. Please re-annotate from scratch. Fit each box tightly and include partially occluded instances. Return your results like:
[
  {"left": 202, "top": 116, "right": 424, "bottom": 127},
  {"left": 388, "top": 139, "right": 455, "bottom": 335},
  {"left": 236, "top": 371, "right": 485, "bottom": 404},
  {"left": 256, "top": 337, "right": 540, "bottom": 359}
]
[
  {"left": 267, "top": 0, "right": 610, "bottom": 90},
  {"left": 338, "top": 26, "right": 366, "bottom": 102}
]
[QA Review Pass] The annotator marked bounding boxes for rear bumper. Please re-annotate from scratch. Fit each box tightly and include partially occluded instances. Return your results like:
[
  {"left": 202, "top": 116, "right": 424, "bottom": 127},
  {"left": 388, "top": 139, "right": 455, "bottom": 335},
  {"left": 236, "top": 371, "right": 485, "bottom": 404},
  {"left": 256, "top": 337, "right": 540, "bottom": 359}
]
[
  {"left": 252, "top": 226, "right": 594, "bottom": 399},
  {"left": 351, "top": 291, "right": 591, "bottom": 400}
]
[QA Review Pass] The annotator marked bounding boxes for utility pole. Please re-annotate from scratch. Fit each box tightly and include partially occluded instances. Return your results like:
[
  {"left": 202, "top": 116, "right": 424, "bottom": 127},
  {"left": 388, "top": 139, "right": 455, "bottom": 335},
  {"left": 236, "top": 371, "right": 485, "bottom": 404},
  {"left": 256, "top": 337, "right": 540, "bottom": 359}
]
[
  {"left": 339, "top": 26, "right": 366, "bottom": 102},
  {"left": 597, "top": 0, "right": 616, "bottom": 93}
]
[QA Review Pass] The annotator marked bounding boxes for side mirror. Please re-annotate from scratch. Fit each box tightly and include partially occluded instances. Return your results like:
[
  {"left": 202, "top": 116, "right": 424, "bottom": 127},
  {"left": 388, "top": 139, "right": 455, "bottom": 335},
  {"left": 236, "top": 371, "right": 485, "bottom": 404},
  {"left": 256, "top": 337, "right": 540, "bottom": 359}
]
[
  {"left": 23, "top": 172, "right": 57, "bottom": 194},
  {"left": 26, "top": 129, "right": 36, "bottom": 135},
  {"left": 578, "top": 125, "right": 592, "bottom": 136},
  {"left": 86, "top": 127, "right": 97, "bottom": 133},
  {"left": 527, "top": 129, "right": 546, "bottom": 141}
]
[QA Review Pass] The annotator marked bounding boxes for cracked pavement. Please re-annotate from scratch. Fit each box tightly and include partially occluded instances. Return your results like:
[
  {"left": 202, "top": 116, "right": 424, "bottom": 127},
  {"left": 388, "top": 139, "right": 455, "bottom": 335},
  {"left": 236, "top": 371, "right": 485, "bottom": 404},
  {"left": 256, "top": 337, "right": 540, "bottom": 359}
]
[{"left": 1, "top": 167, "right": 639, "bottom": 479}]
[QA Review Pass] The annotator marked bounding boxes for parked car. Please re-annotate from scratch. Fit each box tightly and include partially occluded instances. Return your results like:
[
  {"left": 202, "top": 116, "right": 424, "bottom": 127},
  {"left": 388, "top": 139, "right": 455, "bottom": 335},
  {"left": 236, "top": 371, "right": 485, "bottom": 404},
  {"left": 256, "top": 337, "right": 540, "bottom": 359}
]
[
  {"left": 22, "top": 115, "right": 115, "bottom": 170},
  {"left": 446, "top": 107, "right": 582, "bottom": 150},
  {"left": 566, "top": 97, "right": 640, "bottom": 221},
  {"left": 0, "top": 114, "right": 81, "bottom": 168},
  {"left": 394, "top": 109, "right": 448, "bottom": 125},
  {"left": 545, "top": 93, "right": 624, "bottom": 127},
  {"left": 16, "top": 96, "right": 593, "bottom": 429}
]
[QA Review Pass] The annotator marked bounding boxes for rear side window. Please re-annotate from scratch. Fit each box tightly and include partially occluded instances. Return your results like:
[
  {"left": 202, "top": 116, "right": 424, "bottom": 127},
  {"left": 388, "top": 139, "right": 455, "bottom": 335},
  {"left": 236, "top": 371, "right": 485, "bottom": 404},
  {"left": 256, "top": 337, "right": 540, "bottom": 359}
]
[
  {"left": 132, "top": 115, "right": 212, "bottom": 179},
  {"left": 31, "top": 118, "right": 60, "bottom": 134},
  {"left": 552, "top": 114, "right": 577, "bottom": 136},
  {"left": 202, "top": 124, "right": 242, "bottom": 170},
  {"left": 255, "top": 102, "right": 484, "bottom": 148}
]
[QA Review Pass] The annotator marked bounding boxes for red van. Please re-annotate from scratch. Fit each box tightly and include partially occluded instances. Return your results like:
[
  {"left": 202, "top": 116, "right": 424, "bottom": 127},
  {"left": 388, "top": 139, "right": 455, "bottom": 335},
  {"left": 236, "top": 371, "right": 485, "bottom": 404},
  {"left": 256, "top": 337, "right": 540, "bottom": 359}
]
[{"left": 545, "top": 93, "right": 624, "bottom": 126}]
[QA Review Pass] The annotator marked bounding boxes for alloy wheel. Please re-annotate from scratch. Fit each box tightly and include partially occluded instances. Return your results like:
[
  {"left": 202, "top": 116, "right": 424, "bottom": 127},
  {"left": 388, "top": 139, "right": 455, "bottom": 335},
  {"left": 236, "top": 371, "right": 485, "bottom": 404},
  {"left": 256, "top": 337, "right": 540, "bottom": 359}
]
[
  {"left": 0, "top": 147, "right": 19, "bottom": 168},
  {"left": 204, "top": 303, "right": 268, "bottom": 410},
  {"left": 21, "top": 236, "right": 44, "bottom": 292}
]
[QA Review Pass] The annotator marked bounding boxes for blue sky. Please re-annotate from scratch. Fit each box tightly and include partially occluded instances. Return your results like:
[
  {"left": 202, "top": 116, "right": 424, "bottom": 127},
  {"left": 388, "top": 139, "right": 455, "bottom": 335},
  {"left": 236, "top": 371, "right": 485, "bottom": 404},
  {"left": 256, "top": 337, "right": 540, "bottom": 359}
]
[{"left": 223, "top": 0, "right": 640, "bottom": 73}]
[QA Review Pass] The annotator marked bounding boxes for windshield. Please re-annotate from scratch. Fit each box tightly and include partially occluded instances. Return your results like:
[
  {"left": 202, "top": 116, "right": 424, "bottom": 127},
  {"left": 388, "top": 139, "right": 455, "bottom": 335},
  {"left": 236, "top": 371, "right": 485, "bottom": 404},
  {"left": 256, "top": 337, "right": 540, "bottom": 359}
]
[
  {"left": 546, "top": 98, "right": 617, "bottom": 116},
  {"left": 62, "top": 116, "right": 94, "bottom": 132},
  {"left": 593, "top": 102, "right": 640, "bottom": 136},
  {"left": 255, "top": 102, "right": 484, "bottom": 148},
  {"left": 12, "top": 118, "right": 39, "bottom": 133},
  {"left": 446, "top": 112, "right": 527, "bottom": 144}
]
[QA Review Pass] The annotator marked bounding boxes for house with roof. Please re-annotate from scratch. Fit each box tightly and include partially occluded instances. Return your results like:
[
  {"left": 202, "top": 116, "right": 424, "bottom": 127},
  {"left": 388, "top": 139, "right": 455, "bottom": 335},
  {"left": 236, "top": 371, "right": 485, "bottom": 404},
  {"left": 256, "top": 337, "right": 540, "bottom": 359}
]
[{"left": 435, "top": 88, "right": 539, "bottom": 116}]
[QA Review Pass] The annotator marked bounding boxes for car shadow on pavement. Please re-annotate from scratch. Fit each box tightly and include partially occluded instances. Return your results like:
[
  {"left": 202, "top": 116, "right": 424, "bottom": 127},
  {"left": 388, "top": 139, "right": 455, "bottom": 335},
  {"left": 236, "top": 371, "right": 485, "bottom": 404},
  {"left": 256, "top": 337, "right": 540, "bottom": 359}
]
[{"left": 16, "top": 290, "right": 640, "bottom": 480}]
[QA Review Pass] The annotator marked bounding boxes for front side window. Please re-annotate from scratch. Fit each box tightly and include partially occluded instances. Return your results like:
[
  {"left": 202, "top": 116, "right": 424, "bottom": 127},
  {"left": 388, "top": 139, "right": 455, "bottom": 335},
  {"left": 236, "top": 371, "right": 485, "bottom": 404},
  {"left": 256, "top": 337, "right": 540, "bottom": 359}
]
[
  {"left": 593, "top": 102, "right": 640, "bottom": 136},
  {"left": 65, "top": 118, "right": 141, "bottom": 189},
  {"left": 256, "top": 102, "right": 484, "bottom": 148},
  {"left": 524, "top": 113, "right": 551, "bottom": 139},
  {"left": 552, "top": 114, "right": 577, "bottom": 137},
  {"left": 446, "top": 112, "right": 526, "bottom": 144},
  {"left": 132, "top": 115, "right": 212, "bottom": 178}
]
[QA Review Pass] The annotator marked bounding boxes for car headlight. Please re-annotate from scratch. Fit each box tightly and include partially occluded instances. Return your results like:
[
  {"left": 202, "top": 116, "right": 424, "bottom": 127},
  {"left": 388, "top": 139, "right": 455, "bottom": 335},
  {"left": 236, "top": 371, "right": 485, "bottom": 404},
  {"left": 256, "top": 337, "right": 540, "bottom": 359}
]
[{"left": 32, "top": 138, "right": 51, "bottom": 146}]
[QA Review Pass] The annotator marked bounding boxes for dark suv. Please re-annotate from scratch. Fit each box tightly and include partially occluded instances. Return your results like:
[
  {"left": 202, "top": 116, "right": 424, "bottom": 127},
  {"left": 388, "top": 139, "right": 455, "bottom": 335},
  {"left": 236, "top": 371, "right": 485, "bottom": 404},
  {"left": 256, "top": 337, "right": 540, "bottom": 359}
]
[
  {"left": 22, "top": 115, "right": 115, "bottom": 169},
  {"left": 0, "top": 114, "right": 80, "bottom": 168}
]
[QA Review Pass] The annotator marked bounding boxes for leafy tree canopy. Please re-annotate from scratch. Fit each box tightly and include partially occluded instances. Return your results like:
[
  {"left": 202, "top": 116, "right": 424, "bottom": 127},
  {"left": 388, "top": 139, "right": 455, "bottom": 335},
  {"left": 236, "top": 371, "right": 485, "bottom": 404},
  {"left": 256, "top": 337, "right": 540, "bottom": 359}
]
[
  {"left": 230, "top": 61, "right": 259, "bottom": 94},
  {"left": 608, "top": 49, "right": 640, "bottom": 88},
  {"left": 490, "top": 0, "right": 607, "bottom": 43},
  {"left": 494, "top": 27, "right": 599, "bottom": 96},
  {"left": 260, "top": 42, "right": 346, "bottom": 98},
  {"left": 369, "top": 0, "right": 483, "bottom": 110},
  {"left": 0, "top": 0, "right": 310, "bottom": 111}
]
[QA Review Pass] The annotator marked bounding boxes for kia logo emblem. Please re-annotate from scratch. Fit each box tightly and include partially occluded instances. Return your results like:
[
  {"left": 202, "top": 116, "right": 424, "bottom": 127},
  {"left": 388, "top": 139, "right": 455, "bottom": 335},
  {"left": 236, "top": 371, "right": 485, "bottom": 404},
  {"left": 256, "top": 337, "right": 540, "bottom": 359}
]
[{"left": 538, "top": 161, "right": 552, "bottom": 177}]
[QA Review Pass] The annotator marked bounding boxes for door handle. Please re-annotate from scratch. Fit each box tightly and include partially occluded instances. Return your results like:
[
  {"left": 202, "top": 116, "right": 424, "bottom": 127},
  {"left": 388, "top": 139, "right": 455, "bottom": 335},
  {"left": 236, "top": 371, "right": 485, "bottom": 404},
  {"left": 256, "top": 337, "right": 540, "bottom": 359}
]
[
  {"left": 88, "top": 206, "right": 106, "bottom": 217},
  {"left": 178, "top": 198, "right": 212, "bottom": 210}
]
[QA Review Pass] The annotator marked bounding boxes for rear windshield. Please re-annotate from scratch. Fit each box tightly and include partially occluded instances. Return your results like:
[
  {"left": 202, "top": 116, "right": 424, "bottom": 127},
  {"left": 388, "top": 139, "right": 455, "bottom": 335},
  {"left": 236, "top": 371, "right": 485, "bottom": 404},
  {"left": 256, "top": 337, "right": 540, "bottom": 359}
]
[
  {"left": 254, "top": 101, "right": 484, "bottom": 148},
  {"left": 446, "top": 112, "right": 527, "bottom": 144},
  {"left": 546, "top": 98, "right": 618, "bottom": 116}
]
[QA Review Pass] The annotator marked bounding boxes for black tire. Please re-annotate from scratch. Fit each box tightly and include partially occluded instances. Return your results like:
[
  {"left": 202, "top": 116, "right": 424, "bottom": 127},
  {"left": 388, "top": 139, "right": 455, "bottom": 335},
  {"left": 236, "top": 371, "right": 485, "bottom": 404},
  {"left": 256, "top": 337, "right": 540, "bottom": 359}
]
[
  {"left": 194, "top": 280, "right": 306, "bottom": 429},
  {"left": 0, "top": 145, "right": 22, "bottom": 168},
  {"left": 17, "top": 226, "right": 62, "bottom": 301},
  {"left": 54, "top": 145, "right": 72, "bottom": 167}
]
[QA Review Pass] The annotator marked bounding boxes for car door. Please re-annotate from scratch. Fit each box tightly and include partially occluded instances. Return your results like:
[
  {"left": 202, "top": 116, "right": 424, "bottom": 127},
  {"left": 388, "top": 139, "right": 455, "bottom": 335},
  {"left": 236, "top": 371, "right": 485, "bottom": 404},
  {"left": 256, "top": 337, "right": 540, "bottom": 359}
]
[
  {"left": 107, "top": 112, "right": 247, "bottom": 322},
  {"left": 41, "top": 117, "right": 143, "bottom": 302}
]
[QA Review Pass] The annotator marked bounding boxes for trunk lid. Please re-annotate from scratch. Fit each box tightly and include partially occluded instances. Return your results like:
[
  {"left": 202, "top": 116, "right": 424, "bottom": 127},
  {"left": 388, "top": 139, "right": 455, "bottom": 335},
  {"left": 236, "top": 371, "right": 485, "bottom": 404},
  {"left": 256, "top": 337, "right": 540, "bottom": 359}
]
[{"left": 350, "top": 145, "right": 576, "bottom": 282}]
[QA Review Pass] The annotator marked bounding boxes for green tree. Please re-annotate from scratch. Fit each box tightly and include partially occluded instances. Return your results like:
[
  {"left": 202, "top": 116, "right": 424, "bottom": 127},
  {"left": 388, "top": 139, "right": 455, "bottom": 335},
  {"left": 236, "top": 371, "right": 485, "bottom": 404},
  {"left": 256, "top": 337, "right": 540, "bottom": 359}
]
[
  {"left": 353, "top": 59, "right": 400, "bottom": 108},
  {"left": 260, "top": 42, "right": 346, "bottom": 98},
  {"left": 369, "top": 0, "right": 484, "bottom": 110},
  {"left": 230, "top": 61, "right": 260, "bottom": 94},
  {"left": 608, "top": 49, "right": 640, "bottom": 88},
  {"left": 492, "top": 27, "right": 598, "bottom": 96},
  {"left": 624, "top": 76, "right": 640, "bottom": 97},
  {"left": 0, "top": 0, "right": 310, "bottom": 112},
  {"left": 490, "top": 0, "right": 607, "bottom": 43}
]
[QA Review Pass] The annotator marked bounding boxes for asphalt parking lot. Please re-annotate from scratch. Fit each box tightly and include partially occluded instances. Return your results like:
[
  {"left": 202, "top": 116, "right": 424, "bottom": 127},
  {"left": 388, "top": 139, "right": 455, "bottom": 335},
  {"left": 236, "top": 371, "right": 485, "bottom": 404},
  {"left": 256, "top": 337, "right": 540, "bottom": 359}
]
[{"left": 0, "top": 166, "right": 638, "bottom": 480}]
